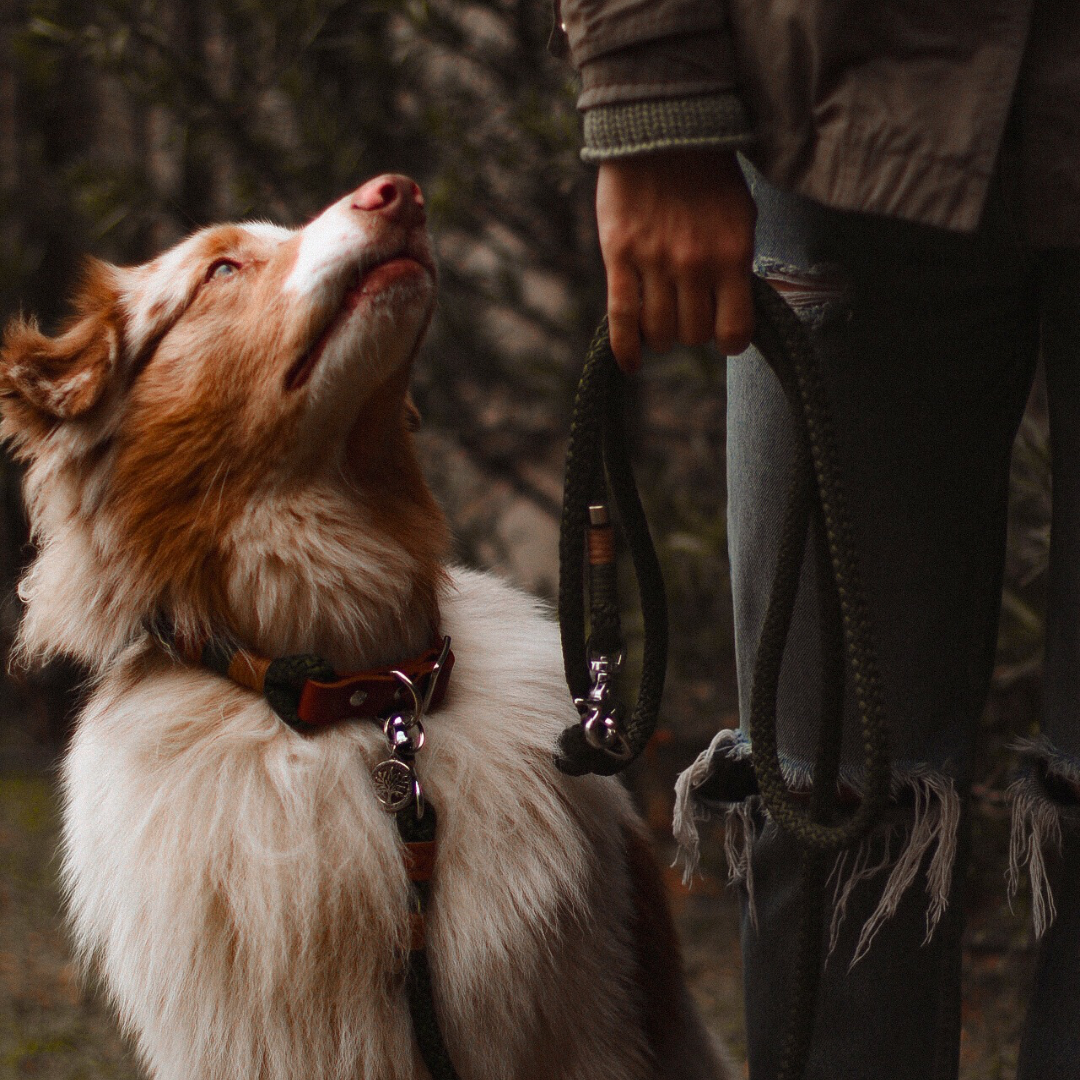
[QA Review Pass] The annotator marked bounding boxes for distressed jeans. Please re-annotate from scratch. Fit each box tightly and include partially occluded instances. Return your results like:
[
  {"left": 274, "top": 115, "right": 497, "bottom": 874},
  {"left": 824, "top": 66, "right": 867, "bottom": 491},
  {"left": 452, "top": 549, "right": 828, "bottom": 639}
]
[{"left": 675, "top": 155, "right": 1080, "bottom": 1079}]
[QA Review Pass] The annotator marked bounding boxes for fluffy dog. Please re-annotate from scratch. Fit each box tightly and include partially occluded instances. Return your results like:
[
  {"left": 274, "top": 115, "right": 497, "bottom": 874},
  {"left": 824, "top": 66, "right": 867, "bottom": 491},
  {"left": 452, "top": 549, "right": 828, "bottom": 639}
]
[{"left": 0, "top": 176, "right": 732, "bottom": 1080}]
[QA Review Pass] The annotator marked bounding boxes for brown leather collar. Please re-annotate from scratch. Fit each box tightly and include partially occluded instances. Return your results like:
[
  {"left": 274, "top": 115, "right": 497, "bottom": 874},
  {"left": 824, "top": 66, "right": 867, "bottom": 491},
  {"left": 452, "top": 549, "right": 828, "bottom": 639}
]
[{"left": 152, "top": 619, "right": 454, "bottom": 732}]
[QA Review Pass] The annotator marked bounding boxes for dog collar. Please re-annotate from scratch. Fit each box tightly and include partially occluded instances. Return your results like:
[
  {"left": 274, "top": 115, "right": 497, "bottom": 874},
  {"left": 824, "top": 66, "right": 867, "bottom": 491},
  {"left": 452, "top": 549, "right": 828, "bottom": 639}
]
[{"left": 150, "top": 620, "right": 454, "bottom": 734}]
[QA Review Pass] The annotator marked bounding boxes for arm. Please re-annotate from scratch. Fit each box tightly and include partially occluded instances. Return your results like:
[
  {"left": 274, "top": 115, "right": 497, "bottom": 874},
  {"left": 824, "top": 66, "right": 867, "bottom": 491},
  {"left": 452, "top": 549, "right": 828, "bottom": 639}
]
[{"left": 558, "top": 0, "right": 757, "bottom": 370}]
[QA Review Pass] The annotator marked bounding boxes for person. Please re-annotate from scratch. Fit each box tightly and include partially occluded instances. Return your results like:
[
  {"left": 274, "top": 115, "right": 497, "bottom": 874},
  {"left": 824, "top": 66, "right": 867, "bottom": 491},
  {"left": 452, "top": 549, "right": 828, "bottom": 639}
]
[{"left": 556, "top": 3, "right": 1080, "bottom": 1079}]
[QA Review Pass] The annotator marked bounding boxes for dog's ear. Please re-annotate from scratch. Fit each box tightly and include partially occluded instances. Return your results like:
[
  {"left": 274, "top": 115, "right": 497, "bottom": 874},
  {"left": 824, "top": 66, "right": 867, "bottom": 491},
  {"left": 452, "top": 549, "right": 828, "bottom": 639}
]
[{"left": 1, "top": 260, "right": 122, "bottom": 433}]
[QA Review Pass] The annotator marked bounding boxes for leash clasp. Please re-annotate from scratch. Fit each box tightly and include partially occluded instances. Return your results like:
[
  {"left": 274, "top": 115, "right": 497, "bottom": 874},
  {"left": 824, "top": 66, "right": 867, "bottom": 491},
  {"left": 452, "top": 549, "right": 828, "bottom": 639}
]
[
  {"left": 576, "top": 651, "right": 632, "bottom": 761},
  {"left": 371, "top": 636, "right": 453, "bottom": 817}
]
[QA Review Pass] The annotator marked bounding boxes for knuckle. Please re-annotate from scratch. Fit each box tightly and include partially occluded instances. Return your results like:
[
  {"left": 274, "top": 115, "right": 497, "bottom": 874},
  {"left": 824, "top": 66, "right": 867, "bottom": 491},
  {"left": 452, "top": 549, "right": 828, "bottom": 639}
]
[
  {"left": 670, "top": 244, "right": 710, "bottom": 277},
  {"left": 602, "top": 236, "right": 636, "bottom": 265}
]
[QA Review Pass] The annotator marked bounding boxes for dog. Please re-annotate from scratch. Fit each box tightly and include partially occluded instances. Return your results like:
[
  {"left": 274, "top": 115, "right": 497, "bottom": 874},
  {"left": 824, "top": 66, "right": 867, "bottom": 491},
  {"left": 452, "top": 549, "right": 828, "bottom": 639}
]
[{"left": 0, "top": 176, "right": 733, "bottom": 1080}]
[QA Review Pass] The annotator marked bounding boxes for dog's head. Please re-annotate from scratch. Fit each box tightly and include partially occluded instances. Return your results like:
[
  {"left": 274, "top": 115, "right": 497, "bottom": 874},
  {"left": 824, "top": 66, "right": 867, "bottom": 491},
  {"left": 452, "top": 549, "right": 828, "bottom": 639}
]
[{"left": 2, "top": 177, "right": 449, "bottom": 670}]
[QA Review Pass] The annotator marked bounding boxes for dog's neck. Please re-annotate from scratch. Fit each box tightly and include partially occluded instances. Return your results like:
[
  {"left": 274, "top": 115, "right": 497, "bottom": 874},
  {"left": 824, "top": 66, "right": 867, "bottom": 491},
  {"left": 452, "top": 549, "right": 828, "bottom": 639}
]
[
  {"left": 201, "top": 378, "right": 450, "bottom": 671},
  {"left": 220, "top": 473, "right": 449, "bottom": 672},
  {"left": 16, "top": 395, "right": 449, "bottom": 675}
]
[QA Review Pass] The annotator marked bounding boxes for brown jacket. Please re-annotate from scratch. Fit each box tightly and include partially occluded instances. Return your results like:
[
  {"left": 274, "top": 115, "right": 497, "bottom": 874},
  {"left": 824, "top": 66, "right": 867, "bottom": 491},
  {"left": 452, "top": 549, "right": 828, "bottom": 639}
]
[{"left": 559, "top": 0, "right": 1080, "bottom": 245}]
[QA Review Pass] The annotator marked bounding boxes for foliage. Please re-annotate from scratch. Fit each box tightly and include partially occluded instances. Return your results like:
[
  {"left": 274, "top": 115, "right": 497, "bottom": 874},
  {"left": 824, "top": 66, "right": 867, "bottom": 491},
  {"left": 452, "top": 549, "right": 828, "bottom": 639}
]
[{"left": 0, "top": 0, "right": 740, "bottom": 749}]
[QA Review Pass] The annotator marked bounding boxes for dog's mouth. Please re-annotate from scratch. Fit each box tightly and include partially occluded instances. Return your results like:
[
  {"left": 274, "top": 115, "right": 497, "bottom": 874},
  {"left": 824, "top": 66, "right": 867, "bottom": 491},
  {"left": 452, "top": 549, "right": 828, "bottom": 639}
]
[{"left": 284, "top": 253, "right": 434, "bottom": 393}]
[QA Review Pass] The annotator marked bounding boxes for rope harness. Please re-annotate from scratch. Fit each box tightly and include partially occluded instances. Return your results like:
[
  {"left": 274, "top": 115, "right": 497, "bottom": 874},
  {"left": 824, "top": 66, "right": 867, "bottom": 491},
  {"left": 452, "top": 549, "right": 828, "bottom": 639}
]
[{"left": 556, "top": 277, "right": 893, "bottom": 1080}]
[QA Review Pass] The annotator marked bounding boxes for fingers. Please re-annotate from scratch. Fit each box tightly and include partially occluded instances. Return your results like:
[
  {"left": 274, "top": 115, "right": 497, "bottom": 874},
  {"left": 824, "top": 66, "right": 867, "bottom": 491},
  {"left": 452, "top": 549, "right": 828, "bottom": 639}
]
[
  {"left": 595, "top": 150, "right": 758, "bottom": 369},
  {"left": 640, "top": 269, "right": 678, "bottom": 355},
  {"left": 675, "top": 273, "right": 716, "bottom": 350},
  {"left": 711, "top": 219, "right": 755, "bottom": 354},
  {"left": 715, "top": 265, "right": 755, "bottom": 356},
  {"left": 606, "top": 259, "right": 753, "bottom": 370},
  {"left": 605, "top": 259, "right": 643, "bottom": 373}
]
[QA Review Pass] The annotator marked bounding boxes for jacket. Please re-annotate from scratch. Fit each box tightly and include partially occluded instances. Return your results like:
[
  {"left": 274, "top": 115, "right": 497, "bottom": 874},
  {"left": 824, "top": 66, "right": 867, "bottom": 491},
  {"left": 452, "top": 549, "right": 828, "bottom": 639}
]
[{"left": 558, "top": 0, "right": 1080, "bottom": 245}]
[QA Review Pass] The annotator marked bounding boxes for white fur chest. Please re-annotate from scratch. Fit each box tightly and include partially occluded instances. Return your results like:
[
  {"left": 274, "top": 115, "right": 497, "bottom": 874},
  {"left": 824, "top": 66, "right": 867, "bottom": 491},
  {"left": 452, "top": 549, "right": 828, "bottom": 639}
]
[{"left": 60, "top": 569, "right": 649, "bottom": 1080}]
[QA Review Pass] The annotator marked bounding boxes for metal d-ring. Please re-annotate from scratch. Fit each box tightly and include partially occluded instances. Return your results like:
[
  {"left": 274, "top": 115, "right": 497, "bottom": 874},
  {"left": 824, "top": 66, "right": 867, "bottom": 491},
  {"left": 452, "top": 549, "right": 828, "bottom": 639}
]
[
  {"left": 384, "top": 711, "right": 426, "bottom": 754},
  {"left": 391, "top": 669, "right": 424, "bottom": 724},
  {"left": 390, "top": 635, "right": 451, "bottom": 737}
]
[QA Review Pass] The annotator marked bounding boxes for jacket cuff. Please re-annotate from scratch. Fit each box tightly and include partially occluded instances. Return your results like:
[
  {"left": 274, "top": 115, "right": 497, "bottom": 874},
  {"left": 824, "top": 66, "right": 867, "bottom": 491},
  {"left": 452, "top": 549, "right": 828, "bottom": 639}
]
[{"left": 581, "top": 94, "right": 753, "bottom": 163}]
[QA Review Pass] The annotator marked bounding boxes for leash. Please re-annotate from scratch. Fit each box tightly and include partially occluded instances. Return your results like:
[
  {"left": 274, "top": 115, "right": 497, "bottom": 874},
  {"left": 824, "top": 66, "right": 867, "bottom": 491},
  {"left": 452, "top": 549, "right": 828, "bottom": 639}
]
[
  {"left": 556, "top": 276, "right": 892, "bottom": 1080},
  {"left": 153, "top": 624, "right": 462, "bottom": 1080}
]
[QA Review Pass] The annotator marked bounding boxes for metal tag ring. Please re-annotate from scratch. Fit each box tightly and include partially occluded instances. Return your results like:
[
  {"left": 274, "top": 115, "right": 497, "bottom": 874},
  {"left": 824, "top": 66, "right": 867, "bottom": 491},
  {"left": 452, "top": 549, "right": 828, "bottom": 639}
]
[{"left": 383, "top": 712, "right": 426, "bottom": 753}]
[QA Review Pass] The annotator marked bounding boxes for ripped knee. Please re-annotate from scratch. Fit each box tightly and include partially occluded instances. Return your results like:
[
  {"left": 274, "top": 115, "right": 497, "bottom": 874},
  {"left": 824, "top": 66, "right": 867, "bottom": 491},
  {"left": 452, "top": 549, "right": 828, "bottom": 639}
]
[
  {"left": 755, "top": 258, "right": 849, "bottom": 327},
  {"left": 673, "top": 730, "right": 961, "bottom": 964}
]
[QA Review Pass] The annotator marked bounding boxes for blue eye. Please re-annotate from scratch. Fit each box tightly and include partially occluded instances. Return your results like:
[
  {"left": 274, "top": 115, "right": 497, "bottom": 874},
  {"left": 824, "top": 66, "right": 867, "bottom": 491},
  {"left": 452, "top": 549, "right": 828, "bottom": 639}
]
[{"left": 207, "top": 259, "right": 240, "bottom": 281}]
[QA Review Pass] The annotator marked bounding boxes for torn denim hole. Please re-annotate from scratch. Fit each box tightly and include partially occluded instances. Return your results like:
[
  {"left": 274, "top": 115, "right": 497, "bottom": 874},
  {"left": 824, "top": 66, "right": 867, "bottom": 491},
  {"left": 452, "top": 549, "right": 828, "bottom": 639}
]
[
  {"left": 1007, "top": 736, "right": 1080, "bottom": 938},
  {"left": 754, "top": 257, "right": 849, "bottom": 330},
  {"left": 673, "top": 730, "right": 961, "bottom": 964}
]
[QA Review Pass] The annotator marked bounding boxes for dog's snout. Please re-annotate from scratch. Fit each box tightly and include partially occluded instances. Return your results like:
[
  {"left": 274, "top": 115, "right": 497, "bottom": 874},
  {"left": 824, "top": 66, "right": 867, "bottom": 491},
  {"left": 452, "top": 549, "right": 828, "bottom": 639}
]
[{"left": 350, "top": 175, "right": 425, "bottom": 225}]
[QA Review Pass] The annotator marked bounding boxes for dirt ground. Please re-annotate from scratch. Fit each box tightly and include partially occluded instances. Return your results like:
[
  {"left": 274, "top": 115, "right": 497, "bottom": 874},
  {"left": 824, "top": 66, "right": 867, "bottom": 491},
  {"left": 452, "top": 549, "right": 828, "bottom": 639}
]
[{"left": 0, "top": 771, "right": 1037, "bottom": 1080}]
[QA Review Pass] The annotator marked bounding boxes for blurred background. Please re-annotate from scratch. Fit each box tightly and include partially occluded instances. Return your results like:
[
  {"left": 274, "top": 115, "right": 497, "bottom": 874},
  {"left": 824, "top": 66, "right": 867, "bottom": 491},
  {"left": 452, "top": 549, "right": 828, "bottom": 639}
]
[{"left": 0, "top": 1, "right": 1052, "bottom": 1076}]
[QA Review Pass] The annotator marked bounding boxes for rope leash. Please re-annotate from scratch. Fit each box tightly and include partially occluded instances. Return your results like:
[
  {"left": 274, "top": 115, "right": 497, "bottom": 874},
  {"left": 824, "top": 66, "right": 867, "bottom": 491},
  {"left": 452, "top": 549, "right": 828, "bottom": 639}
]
[{"left": 557, "top": 277, "right": 893, "bottom": 1080}]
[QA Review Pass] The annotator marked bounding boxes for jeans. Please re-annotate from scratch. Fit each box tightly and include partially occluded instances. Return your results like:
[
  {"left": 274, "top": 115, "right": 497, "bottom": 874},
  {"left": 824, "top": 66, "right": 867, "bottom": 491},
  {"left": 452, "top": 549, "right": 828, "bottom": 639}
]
[{"left": 679, "top": 153, "right": 1080, "bottom": 1079}]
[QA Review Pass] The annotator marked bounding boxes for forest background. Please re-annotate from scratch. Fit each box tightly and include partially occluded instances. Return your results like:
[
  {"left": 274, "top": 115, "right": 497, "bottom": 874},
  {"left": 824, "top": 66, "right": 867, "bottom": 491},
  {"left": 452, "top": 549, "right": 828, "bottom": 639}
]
[{"left": 0, "top": 1, "right": 1054, "bottom": 1076}]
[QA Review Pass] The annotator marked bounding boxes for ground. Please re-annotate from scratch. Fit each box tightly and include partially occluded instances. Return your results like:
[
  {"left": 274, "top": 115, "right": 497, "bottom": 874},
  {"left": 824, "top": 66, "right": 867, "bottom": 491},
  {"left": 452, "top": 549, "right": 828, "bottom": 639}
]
[{"left": 0, "top": 770, "right": 1039, "bottom": 1079}]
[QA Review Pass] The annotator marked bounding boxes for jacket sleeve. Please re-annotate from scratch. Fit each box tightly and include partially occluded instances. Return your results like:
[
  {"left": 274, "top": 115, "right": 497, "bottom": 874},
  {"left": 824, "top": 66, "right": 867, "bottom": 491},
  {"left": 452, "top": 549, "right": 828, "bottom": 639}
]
[{"left": 555, "top": 0, "right": 753, "bottom": 161}]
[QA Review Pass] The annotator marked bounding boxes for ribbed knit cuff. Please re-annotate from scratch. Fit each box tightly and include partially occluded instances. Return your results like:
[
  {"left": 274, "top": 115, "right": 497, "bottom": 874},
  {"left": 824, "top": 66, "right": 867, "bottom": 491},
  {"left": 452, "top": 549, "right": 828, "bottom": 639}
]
[{"left": 581, "top": 94, "right": 752, "bottom": 163}]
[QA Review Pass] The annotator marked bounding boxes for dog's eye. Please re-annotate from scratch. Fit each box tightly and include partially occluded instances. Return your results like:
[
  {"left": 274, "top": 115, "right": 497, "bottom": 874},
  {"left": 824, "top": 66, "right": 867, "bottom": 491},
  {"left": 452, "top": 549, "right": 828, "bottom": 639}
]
[{"left": 206, "top": 259, "right": 241, "bottom": 282}]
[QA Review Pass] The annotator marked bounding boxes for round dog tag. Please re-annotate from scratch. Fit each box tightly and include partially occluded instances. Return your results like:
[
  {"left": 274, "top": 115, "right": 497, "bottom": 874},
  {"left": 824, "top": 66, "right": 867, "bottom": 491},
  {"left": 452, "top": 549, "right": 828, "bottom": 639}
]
[{"left": 371, "top": 758, "right": 416, "bottom": 813}]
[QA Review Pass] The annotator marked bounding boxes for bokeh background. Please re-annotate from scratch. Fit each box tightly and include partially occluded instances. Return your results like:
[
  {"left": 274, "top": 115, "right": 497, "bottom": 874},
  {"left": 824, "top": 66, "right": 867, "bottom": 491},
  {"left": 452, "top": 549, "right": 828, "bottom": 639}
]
[{"left": 0, "top": 2, "right": 1053, "bottom": 1076}]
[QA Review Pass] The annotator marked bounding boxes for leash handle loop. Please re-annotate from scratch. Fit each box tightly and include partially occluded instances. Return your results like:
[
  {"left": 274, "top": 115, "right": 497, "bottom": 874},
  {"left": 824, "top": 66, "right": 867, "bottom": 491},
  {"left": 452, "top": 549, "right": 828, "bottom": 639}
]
[
  {"left": 555, "top": 279, "right": 892, "bottom": 843},
  {"left": 555, "top": 317, "right": 668, "bottom": 776}
]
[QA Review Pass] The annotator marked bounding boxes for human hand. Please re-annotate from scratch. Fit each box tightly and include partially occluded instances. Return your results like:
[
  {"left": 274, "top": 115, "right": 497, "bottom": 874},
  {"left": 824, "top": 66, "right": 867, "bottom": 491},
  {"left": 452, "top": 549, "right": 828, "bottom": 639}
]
[{"left": 595, "top": 148, "right": 757, "bottom": 372}]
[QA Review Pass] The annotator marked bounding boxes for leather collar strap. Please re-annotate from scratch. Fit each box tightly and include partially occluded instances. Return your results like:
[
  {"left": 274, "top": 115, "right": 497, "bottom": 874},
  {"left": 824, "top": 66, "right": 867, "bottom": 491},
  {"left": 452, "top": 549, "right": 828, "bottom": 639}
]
[{"left": 154, "top": 623, "right": 454, "bottom": 733}]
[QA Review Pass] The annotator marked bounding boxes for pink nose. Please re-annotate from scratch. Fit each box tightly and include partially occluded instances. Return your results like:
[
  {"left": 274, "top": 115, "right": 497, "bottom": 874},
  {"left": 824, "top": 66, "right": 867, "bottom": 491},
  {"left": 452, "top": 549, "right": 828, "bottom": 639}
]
[{"left": 350, "top": 175, "right": 426, "bottom": 224}]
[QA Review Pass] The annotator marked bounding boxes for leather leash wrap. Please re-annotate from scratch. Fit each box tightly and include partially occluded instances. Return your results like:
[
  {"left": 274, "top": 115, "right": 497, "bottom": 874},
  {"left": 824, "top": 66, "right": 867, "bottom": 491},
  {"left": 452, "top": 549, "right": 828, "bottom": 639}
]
[{"left": 556, "top": 317, "right": 669, "bottom": 776}]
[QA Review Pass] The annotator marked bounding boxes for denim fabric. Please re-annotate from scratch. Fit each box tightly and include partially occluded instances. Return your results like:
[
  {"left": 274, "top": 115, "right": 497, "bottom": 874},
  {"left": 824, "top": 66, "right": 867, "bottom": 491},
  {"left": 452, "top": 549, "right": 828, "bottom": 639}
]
[
  {"left": 1041, "top": 253, "right": 1080, "bottom": 763},
  {"left": 1018, "top": 830, "right": 1080, "bottom": 1079},
  {"left": 730, "top": 161, "right": 1039, "bottom": 782},
  {"left": 726, "top": 156, "right": 1080, "bottom": 1079}
]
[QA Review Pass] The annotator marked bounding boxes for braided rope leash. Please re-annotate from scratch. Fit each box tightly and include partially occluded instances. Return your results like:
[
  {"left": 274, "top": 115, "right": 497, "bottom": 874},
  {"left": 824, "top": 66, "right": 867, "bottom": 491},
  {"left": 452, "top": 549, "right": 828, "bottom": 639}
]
[
  {"left": 556, "top": 277, "right": 892, "bottom": 1080},
  {"left": 555, "top": 318, "right": 668, "bottom": 776}
]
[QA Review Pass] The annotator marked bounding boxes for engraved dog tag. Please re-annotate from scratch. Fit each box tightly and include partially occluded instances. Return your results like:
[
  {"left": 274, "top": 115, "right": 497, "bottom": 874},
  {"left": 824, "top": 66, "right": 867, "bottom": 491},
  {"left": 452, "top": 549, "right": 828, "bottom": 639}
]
[{"left": 371, "top": 758, "right": 416, "bottom": 813}]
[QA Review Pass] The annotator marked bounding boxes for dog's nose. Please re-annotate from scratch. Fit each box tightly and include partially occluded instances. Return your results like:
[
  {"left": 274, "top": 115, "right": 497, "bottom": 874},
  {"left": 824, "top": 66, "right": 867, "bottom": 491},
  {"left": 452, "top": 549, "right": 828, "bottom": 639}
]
[{"left": 350, "top": 175, "right": 426, "bottom": 225}]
